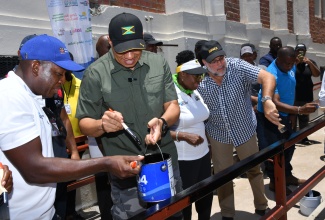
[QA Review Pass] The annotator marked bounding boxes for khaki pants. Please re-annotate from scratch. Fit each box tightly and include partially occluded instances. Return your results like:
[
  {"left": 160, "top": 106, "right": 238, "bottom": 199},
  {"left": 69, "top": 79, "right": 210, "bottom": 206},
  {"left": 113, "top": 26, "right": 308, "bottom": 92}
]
[{"left": 208, "top": 134, "right": 268, "bottom": 218}]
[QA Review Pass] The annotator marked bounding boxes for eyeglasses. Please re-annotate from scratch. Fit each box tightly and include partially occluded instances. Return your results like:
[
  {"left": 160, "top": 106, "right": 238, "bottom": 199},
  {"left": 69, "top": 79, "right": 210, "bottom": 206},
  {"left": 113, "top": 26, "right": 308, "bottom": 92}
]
[
  {"left": 210, "top": 56, "right": 225, "bottom": 64},
  {"left": 192, "top": 73, "right": 205, "bottom": 81}
]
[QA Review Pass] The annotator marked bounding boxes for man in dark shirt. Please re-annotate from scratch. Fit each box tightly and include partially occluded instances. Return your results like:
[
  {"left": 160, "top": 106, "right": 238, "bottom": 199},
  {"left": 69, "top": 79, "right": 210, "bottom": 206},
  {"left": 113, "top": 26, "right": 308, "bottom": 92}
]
[
  {"left": 259, "top": 37, "right": 282, "bottom": 67},
  {"left": 294, "top": 43, "right": 320, "bottom": 145}
]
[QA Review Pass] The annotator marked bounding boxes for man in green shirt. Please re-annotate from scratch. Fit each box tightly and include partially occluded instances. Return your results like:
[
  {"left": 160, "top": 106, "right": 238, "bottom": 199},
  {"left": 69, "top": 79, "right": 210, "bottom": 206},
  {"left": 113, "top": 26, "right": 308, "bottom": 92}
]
[{"left": 76, "top": 12, "right": 181, "bottom": 219}]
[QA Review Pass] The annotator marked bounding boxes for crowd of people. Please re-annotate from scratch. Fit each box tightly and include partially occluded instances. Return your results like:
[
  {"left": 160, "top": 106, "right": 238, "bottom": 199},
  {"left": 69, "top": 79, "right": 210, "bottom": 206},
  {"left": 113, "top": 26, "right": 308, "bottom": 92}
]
[{"left": 0, "top": 11, "right": 324, "bottom": 220}]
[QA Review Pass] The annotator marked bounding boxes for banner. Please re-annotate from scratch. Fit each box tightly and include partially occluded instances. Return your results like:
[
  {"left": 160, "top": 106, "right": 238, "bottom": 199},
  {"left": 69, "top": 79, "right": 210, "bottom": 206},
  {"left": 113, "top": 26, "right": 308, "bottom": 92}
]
[{"left": 46, "top": 0, "right": 95, "bottom": 78}]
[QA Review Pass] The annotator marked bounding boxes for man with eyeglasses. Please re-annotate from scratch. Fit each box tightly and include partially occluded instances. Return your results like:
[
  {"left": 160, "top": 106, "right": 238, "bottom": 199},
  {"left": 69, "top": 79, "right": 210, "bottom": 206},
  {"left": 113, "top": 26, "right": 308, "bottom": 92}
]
[
  {"left": 76, "top": 13, "right": 182, "bottom": 219},
  {"left": 197, "top": 40, "right": 280, "bottom": 220}
]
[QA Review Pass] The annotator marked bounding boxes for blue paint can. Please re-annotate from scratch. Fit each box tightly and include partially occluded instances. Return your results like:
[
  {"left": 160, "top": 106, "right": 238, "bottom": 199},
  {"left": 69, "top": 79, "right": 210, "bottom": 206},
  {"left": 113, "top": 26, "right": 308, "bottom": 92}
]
[{"left": 137, "top": 152, "right": 175, "bottom": 202}]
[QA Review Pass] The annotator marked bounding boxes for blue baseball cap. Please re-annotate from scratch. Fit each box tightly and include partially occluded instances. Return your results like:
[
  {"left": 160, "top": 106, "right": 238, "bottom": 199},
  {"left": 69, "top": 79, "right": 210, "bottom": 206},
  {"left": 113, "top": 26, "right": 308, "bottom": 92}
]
[
  {"left": 19, "top": 34, "right": 37, "bottom": 50},
  {"left": 20, "top": 34, "right": 84, "bottom": 72}
]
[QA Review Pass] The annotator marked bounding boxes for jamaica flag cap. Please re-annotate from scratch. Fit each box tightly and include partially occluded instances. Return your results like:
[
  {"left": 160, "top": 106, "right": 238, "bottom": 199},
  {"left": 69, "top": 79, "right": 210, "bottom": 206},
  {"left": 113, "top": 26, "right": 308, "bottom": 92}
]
[{"left": 109, "top": 12, "right": 145, "bottom": 53}]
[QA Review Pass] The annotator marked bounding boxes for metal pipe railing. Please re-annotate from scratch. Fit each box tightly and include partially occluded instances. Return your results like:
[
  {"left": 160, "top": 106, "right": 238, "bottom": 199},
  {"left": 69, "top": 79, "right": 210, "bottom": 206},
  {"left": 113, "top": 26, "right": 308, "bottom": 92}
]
[{"left": 130, "top": 115, "right": 325, "bottom": 219}]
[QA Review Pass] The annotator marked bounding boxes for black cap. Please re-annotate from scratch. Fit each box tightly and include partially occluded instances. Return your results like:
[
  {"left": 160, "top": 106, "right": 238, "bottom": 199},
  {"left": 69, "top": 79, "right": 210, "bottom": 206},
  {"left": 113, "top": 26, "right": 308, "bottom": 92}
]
[
  {"left": 19, "top": 34, "right": 37, "bottom": 50},
  {"left": 109, "top": 13, "right": 145, "bottom": 53},
  {"left": 143, "top": 33, "right": 163, "bottom": 46},
  {"left": 200, "top": 40, "right": 226, "bottom": 63},
  {"left": 195, "top": 40, "right": 208, "bottom": 50},
  {"left": 295, "top": 43, "right": 306, "bottom": 51}
]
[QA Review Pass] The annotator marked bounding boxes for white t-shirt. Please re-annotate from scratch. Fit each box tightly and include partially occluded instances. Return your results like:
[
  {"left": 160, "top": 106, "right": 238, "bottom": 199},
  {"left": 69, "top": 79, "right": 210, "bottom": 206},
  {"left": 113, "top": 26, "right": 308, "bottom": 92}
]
[
  {"left": 0, "top": 72, "right": 56, "bottom": 219},
  {"left": 170, "top": 86, "right": 210, "bottom": 160}
]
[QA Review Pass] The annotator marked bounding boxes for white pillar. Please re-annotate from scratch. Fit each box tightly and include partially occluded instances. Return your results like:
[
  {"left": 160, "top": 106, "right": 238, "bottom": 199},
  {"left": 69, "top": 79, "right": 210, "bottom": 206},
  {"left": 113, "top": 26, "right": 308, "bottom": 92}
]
[
  {"left": 239, "top": 0, "right": 263, "bottom": 44},
  {"left": 240, "top": 0, "right": 261, "bottom": 26},
  {"left": 202, "top": 0, "right": 226, "bottom": 40},
  {"left": 165, "top": 0, "right": 204, "bottom": 15},
  {"left": 269, "top": 0, "right": 289, "bottom": 34},
  {"left": 293, "top": 0, "right": 311, "bottom": 40},
  {"left": 203, "top": 0, "right": 225, "bottom": 16}
]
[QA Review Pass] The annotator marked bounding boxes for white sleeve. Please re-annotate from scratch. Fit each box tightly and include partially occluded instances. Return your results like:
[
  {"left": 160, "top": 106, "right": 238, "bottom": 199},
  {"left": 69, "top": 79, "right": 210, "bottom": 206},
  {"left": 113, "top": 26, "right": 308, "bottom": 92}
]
[
  {"left": 318, "top": 72, "right": 325, "bottom": 106},
  {"left": 0, "top": 92, "right": 39, "bottom": 151}
]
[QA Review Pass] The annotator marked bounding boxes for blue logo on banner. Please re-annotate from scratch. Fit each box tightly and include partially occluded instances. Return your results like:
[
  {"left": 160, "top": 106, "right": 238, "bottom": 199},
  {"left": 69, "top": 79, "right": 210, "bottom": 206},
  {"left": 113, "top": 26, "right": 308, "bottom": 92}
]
[
  {"left": 79, "top": 1, "right": 88, "bottom": 6},
  {"left": 64, "top": 0, "right": 78, "bottom": 7},
  {"left": 79, "top": 11, "right": 88, "bottom": 21}
]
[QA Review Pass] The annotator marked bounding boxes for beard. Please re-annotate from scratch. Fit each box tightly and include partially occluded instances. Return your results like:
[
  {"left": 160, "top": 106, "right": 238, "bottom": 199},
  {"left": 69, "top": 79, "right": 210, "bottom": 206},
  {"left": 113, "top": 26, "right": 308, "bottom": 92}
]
[{"left": 206, "top": 59, "right": 227, "bottom": 77}]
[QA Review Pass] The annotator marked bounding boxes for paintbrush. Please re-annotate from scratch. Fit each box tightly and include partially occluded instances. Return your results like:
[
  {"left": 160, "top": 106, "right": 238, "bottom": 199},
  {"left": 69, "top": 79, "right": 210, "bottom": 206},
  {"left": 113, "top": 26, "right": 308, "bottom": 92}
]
[{"left": 108, "top": 108, "right": 142, "bottom": 151}]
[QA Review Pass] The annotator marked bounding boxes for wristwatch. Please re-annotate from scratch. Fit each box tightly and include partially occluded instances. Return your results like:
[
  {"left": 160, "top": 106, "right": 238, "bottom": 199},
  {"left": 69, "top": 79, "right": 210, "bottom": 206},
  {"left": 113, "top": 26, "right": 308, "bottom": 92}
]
[
  {"left": 159, "top": 117, "right": 169, "bottom": 136},
  {"left": 261, "top": 96, "right": 272, "bottom": 103}
]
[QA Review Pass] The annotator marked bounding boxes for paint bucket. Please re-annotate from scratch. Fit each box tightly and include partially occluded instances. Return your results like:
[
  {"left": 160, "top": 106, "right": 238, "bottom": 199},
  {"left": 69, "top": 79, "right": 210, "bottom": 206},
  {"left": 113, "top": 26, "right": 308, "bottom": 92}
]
[
  {"left": 137, "top": 146, "right": 175, "bottom": 202},
  {"left": 299, "top": 190, "right": 322, "bottom": 216}
]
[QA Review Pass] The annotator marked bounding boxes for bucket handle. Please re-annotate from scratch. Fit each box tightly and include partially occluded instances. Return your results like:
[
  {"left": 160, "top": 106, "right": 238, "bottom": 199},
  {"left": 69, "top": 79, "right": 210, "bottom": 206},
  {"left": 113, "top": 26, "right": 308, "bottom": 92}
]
[
  {"left": 144, "top": 143, "right": 165, "bottom": 161},
  {"left": 144, "top": 143, "right": 167, "bottom": 171}
]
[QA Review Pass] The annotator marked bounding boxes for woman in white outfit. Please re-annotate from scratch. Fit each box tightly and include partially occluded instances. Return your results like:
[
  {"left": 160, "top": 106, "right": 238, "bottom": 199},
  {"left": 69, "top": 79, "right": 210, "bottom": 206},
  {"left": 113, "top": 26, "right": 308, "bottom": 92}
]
[{"left": 170, "top": 50, "right": 213, "bottom": 220}]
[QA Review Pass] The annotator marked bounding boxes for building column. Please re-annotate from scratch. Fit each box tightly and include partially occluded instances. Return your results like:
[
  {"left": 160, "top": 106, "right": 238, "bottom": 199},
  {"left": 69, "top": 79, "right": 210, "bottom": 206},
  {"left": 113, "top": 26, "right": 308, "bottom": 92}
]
[
  {"left": 203, "top": 0, "right": 226, "bottom": 40},
  {"left": 269, "top": 0, "right": 289, "bottom": 34},
  {"left": 239, "top": 0, "right": 263, "bottom": 45},
  {"left": 293, "top": 0, "right": 311, "bottom": 42}
]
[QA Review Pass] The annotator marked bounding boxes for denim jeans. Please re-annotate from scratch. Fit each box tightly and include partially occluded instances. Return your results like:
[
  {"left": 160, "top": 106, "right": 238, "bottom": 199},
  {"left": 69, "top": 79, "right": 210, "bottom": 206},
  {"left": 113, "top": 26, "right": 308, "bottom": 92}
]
[{"left": 256, "top": 112, "right": 295, "bottom": 181}]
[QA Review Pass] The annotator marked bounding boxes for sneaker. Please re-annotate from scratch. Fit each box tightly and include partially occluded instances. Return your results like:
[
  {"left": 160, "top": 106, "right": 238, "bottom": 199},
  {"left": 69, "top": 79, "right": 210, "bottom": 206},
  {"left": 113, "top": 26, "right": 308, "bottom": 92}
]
[
  {"left": 269, "top": 181, "right": 292, "bottom": 196},
  {"left": 255, "top": 207, "right": 271, "bottom": 216},
  {"left": 286, "top": 175, "right": 306, "bottom": 186}
]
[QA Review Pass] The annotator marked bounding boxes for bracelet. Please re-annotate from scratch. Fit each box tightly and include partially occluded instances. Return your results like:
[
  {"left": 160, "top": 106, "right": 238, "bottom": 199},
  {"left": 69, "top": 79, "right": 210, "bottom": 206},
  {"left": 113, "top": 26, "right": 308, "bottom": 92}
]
[
  {"left": 101, "top": 119, "right": 106, "bottom": 133},
  {"left": 298, "top": 106, "right": 302, "bottom": 115},
  {"left": 176, "top": 131, "right": 180, "bottom": 142}
]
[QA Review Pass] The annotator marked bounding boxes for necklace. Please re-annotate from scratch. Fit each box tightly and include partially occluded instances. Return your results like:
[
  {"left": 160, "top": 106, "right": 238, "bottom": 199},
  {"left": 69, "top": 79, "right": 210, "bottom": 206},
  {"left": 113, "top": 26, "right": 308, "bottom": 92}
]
[{"left": 172, "top": 74, "right": 193, "bottom": 95}]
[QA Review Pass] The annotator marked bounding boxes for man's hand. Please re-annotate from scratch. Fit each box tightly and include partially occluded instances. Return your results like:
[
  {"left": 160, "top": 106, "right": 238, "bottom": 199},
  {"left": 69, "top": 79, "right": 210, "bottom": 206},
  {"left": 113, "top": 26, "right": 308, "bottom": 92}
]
[
  {"left": 263, "top": 100, "right": 281, "bottom": 125},
  {"left": 102, "top": 109, "right": 124, "bottom": 133},
  {"left": 106, "top": 155, "right": 144, "bottom": 179},
  {"left": 145, "top": 118, "right": 161, "bottom": 145},
  {"left": 1, "top": 165, "right": 13, "bottom": 194},
  {"left": 299, "top": 103, "right": 318, "bottom": 115}
]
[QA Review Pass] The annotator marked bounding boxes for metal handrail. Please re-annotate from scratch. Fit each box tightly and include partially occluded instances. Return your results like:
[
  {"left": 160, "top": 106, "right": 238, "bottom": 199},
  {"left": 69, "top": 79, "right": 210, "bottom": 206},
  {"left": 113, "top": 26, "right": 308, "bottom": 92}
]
[{"left": 130, "top": 115, "right": 325, "bottom": 220}]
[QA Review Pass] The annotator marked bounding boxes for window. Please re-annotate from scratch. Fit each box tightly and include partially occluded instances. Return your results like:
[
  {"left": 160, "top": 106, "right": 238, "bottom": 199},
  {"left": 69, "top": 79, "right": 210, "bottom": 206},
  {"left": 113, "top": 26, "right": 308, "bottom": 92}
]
[
  {"left": 322, "top": 0, "right": 325, "bottom": 18},
  {"left": 315, "top": 0, "right": 321, "bottom": 17},
  {"left": 315, "top": 0, "right": 325, "bottom": 18}
]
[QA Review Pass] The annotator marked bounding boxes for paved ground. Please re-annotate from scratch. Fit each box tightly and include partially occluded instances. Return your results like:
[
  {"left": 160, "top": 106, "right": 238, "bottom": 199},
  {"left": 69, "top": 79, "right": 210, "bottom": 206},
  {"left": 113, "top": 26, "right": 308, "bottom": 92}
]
[{"left": 80, "top": 120, "right": 325, "bottom": 220}]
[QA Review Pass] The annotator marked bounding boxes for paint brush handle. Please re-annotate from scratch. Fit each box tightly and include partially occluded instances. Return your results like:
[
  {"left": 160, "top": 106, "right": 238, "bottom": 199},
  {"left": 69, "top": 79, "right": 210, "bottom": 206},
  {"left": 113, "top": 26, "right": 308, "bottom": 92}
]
[
  {"left": 109, "top": 108, "right": 142, "bottom": 151},
  {"left": 122, "top": 122, "right": 142, "bottom": 147}
]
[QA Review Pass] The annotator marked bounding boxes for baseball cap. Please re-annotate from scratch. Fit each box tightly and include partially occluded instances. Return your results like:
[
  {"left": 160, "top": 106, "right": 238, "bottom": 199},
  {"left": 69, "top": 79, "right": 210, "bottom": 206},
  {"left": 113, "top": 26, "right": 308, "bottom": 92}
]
[
  {"left": 195, "top": 40, "right": 208, "bottom": 51},
  {"left": 240, "top": 46, "right": 253, "bottom": 56},
  {"left": 176, "top": 59, "right": 207, "bottom": 74},
  {"left": 241, "top": 43, "right": 256, "bottom": 52},
  {"left": 109, "top": 12, "right": 145, "bottom": 53},
  {"left": 20, "top": 34, "right": 84, "bottom": 72},
  {"left": 143, "top": 33, "right": 163, "bottom": 46},
  {"left": 200, "top": 40, "right": 226, "bottom": 63},
  {"left": 19, "top": 34, "right": 37, "bottom": 50},
  {"left": 295, "top": 43, "right": 306, "bottom": 51}
]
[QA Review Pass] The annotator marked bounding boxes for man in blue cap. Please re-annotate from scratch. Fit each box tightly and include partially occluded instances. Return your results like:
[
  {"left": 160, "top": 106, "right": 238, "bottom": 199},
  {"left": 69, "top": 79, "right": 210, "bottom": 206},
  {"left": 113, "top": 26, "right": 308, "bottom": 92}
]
[{"left": 0, "top": 34, "right": 143, "bottom": 219}]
